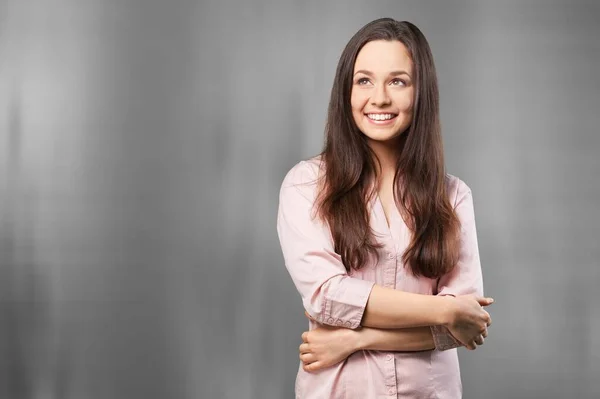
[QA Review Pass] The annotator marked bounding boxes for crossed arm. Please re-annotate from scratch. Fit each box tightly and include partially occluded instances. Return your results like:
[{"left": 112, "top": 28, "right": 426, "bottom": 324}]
[
  {"left": 296, "top": 316, "right": 437, "bottom": 372},
  {"left": 306, "top": 310, "right": 438, "bottom": 351},
  {"left": 298, "top": 294, "right": 491, "bottom": 372},
  {"left": 277, "top": 162, "right": 491, "bottom": 371}
]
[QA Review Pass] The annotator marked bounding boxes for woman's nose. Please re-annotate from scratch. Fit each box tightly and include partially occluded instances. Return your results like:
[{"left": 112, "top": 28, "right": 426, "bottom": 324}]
[{"left": 370, "top": 84, "right": 391, "bottom": 106}]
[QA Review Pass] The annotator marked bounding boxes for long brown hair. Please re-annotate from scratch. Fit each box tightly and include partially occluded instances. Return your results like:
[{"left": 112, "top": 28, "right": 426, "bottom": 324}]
[{"left": 315, "top": 18, "right": 461, "bottom": 278}]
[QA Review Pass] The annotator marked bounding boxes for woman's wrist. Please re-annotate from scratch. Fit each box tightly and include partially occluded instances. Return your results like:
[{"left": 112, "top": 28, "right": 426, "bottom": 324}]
[
  {"left": 436, "top": 296, "right": 456, "bottom": 326},
  {"left": 349, "top": 327, "right": 369, "bottom": 352}
]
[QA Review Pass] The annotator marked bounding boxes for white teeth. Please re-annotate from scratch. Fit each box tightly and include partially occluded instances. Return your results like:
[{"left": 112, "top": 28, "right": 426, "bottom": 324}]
[{"left": 367, "top": 113, "right": 395, "bottom": 121}]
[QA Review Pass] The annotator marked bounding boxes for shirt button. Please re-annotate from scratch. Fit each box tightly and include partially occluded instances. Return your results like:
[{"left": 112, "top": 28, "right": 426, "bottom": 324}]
[
  {"left": 327, "top": 317, "right": 334, "bottom": 324},
  {"left": 344, "top": 321, "right": 352, "bottom": 327},
  {"left": 336, "top": 319, "right": 343, "bottom": 326},
  {"left": 386, "top": 354, "right": 393, "bottom": 361},
  {"left": 388, "top": 387, "right": 395, "bottom": 394},
  {"left": 387, "top": 252, "right": 395, "bottom": 259}
]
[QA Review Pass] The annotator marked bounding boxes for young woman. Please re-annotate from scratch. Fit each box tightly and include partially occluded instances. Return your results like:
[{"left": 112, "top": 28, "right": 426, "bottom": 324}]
[{"left": 277, "top": 18, "right": 493, "bottom": 398}]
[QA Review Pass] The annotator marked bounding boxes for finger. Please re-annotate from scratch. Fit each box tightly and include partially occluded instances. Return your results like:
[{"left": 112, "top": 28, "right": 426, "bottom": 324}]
[
  {"left": 303, "top": 361, "right": 323, "bottom": 373},
  {"left": 474, "top": 335, "right": 484, "bottom": 346},
  {"left": 482, "top": 328, "right": 488, "bottom": 338},
  {"left": 480, "top": 310, "right": 492, "bottom": 327},
  {"left": 477, "top": 297, "right": 495, "bottom": 307},
  {"left": 301, "top": 331, "right": 309, "bottom": 343},
  {"left": 299, "top": 343, "right": 311, "bottom": 353},
  {"left": 300, "top": 352, "right": 316, "bottom": 363},
  {"left": 465, "top": 341, "right": 477, "bottom": 350}
]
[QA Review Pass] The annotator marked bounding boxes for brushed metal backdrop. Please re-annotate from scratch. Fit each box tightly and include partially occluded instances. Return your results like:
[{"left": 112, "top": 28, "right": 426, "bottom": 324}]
[{"left": 0, "top": 1, "right": 598, "bottom": 398}]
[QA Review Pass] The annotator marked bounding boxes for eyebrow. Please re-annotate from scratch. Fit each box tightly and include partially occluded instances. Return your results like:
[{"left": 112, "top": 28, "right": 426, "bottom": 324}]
[{"left": 353, "top": 69, "right": 411, "bottom": 78}]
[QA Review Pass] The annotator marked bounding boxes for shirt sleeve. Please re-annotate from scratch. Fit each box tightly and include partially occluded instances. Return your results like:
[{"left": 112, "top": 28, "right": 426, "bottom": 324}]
[
  {"left": 430, "top": 179, "right": 485, "bottom": 351},
  {"left": 276, "top": 161, "right": 375, "bottom": 329}
]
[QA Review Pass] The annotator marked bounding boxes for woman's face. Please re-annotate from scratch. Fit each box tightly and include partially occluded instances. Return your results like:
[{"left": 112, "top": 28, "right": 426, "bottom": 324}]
[{"left": 350, "top": 40, "right": 415, "bottom": 144}]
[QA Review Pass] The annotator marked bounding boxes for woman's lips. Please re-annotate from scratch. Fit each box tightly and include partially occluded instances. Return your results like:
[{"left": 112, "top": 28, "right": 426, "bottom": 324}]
[{"left": 365, "top": 113, "right": 398, "bottom": 126}]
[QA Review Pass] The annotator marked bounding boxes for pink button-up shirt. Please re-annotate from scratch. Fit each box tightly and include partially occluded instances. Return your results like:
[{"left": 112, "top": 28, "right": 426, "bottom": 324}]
[{"left": 277, "top": 157, "right": 484, "bottom": 399}]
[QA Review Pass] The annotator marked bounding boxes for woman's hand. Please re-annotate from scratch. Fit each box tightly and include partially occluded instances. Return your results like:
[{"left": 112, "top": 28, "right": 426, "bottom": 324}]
[
  {"left": 443, "top": 295, "right": 493, "bottom": 350},
  {"left": 299, "top": 312, "right": 358, "bottom": 372}
]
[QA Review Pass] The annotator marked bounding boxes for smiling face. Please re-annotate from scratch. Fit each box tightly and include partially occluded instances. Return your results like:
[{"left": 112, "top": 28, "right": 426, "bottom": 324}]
[{"left": 351, "top": 40, "right": 415, "bottom": 145}]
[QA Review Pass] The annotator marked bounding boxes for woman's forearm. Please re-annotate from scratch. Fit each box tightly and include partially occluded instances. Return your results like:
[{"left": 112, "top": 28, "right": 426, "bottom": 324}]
[
  {"left": 361, "top": 285, "right": 452, "bottom": 329},
  {"left": 353, "top": 326, "right": 435, "bottom": 352}
]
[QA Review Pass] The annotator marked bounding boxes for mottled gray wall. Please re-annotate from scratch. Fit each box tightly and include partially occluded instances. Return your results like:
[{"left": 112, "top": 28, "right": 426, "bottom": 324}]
[{"left": 0, "top": 1, "right": 598, "bottom": 398}]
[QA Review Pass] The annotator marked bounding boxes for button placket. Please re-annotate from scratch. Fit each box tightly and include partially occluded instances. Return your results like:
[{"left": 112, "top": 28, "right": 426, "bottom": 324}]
[
  {"left": 383, "top": 250, "right": 397, "bottom": 289},
  {"left": 383, "top": 352, "right": 397, "bottom": 396}
]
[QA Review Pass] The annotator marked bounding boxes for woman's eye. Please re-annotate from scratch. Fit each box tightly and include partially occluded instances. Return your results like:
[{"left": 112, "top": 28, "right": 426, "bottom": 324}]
[
  {"left": 356, "top": 78, "right": 370, "bottom": 85},
  {"left": 390, "top": 78, "right": 406, "bottom": 86}
]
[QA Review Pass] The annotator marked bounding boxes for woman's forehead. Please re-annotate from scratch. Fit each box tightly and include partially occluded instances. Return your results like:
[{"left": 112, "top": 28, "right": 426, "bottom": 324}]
[{"left": 353, "top": 40, "right": 413, "bottom": 76}]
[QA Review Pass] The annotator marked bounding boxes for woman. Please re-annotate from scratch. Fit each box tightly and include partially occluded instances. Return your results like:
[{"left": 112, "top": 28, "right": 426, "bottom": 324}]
[{"left": 276, "top": 18, "right": 493, "bottom": 398}]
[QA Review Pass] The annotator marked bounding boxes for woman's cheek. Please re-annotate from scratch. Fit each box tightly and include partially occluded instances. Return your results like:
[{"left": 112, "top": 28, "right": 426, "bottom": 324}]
[
  {"left": 395, "top": 93, "right": 414, "bottom": 111},
  {"left": 351, "top": 96, "right": 366, "bottom": 111}
]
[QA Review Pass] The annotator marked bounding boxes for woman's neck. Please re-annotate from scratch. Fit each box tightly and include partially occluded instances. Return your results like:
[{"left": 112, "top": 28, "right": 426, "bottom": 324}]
[{"left": 368, "top": 137, "right": 403, "bottom": 182}]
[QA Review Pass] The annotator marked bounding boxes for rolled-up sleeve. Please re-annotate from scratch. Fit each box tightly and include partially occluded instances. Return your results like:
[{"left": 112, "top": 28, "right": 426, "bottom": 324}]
[
  {"left": 431, "top": 179, "right": 485, "bottom": 350},
  {"left": 276, "top": 161, "right": 375, "bottom": 329}
]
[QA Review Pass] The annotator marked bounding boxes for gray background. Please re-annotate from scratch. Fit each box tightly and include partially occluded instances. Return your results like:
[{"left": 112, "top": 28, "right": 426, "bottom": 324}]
[{"left": 1, "top": 0, "right": 598, "bottom": 398}]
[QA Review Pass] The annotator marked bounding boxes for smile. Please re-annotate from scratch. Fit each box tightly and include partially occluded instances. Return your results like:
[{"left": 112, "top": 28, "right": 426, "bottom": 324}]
[
  {"left": 366, "top": 113, "right": 397, "bottom": 120},
  {"left": 365, "top": 113, "right": 398, "bottom": 125}
]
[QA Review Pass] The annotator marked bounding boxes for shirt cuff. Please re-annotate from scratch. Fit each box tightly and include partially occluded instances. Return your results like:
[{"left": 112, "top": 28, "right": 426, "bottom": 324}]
[
  {"left": 322, "top": 277, "right": 375, "bottom": 329},
  {"left": 430, "top": 325, "right": 462, "bottom": 351}
]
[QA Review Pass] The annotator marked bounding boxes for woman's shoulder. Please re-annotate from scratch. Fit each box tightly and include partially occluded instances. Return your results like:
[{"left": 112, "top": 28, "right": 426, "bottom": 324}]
[
  {"left": 444, "top": 173, "right": 472, "bottom": 207},
  {"left": 279, "top": 155, "right": 324, "bottom": 200},
  {"left": 280, "top": 155, "right": 324, "bottom": 189}
]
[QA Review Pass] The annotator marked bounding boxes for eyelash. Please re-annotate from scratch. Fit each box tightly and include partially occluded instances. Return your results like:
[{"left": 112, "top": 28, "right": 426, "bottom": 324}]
[{"left": 356, "top": 78, "right": 406, "bottom": 86}]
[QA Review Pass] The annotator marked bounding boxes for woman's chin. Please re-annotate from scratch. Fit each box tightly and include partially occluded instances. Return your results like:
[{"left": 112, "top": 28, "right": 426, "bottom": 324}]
[{"left": 363, "top": 129, "right": 405, "bottom": 144}]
